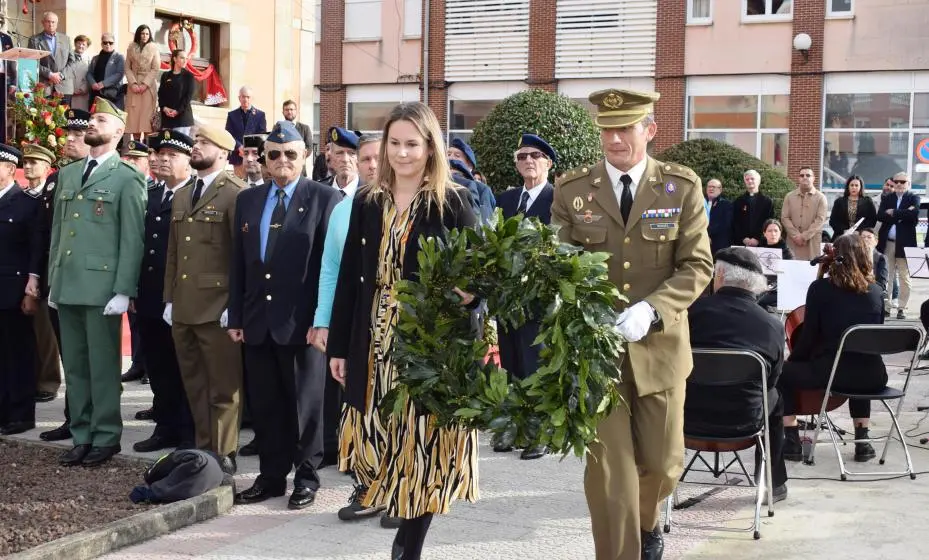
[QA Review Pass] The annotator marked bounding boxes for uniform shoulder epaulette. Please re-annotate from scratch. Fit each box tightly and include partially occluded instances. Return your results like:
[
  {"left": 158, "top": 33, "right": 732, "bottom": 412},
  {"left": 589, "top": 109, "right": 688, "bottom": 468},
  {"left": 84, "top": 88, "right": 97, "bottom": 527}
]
[
  {"left": 556, "top": 164, "right": 592, "bottom": 188},
  {"left": 223, "top": 173, "right": 249, "bottom": 189},
  {"left": 118, "top": 160, "right": 141, "bottom": 174},
  {"left": 59, "top": 159, "right": 82, "bottom": 168},
  {"left": 657, "top": 160, "right": 698, "bottom": 182}
]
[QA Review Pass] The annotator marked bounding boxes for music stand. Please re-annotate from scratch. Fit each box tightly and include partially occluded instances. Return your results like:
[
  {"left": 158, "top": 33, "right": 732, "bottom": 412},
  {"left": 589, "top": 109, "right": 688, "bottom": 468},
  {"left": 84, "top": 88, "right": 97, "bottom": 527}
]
[
  {"left": 903, "top": 247, "right": 929, "bottom": 280},
  {"left": 0, "top": 47, "right": 49, "bottom": 143}
]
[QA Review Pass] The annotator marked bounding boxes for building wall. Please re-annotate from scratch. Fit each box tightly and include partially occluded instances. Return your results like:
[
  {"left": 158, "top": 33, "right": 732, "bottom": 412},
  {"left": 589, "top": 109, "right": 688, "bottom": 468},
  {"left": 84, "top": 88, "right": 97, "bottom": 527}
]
[{"left": 823, "top": 0, "right": 929, "bottom": 72}]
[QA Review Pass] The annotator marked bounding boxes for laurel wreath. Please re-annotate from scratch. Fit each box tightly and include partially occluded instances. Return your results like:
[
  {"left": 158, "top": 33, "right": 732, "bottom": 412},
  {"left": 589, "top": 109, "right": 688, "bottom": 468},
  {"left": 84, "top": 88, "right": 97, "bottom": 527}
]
[{"left": 381, "top": 210, "right": 626, "bottom": 457}]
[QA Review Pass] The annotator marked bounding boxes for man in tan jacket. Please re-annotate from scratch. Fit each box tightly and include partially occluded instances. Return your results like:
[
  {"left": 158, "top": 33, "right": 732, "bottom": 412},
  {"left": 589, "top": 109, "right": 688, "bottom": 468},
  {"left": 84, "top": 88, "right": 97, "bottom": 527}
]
[
  {"left": 781, "top": 166, "right": 827, "bottom": 260},
  {"left": 163, "top": 126, "right": 246, "bottom": 474}
]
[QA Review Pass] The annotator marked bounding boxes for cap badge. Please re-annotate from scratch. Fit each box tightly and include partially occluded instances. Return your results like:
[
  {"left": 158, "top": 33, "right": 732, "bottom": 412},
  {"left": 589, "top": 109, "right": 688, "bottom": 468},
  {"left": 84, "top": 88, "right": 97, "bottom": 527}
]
[
  {"left": 603, "top": 93, "right": 623, "bottom": 109},
  {"left": 164, "top": 131, "right": 171, "bottom": 140},
  {"left": 665, "top": 182, "right": 676, "bottom": 194},
  {"left": 330, "top": 129, "right": 339, "bottom": 142},
  {"left": 68, "top": 110, "right": 74, "bottom": 118}
]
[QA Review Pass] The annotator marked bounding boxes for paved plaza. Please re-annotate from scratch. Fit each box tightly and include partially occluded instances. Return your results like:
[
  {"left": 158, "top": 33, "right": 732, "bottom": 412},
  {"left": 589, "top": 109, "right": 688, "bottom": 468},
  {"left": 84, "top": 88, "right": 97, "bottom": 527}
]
[{"left": 7, "top": 281, "right": 929, "bottom": 559}]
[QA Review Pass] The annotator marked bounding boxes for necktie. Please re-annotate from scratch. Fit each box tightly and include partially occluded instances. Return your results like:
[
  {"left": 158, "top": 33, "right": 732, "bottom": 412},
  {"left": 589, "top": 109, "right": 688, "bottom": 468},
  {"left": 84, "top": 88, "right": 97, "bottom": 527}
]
[
  {"left": 81, "top": 160, "right": 97, "bottom": 185},
  {"left": 265, "top": 188, "right": 287, "bottom": 260},
  {"left": 619, "top": 174, "right": 633, "bottom": 224},
  {"left": 516, "top": 190, "right": 531, "bottom": 215},
  {"left": 191, "top": 179, "right": 204, "bottom": 207},
  {"left": 162, "top": 189, "right": 174, "bottom": 208},
  {"left": 339, "top": 188, "right": 347, "bottom": 200}
]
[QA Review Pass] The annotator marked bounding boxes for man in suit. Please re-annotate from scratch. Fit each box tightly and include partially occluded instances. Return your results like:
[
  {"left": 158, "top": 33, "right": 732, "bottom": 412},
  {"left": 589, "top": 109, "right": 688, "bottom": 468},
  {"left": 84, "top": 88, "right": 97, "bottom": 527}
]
[
  {"left": 21, "top": 144, "right": 61, "bottom": 404},
  {"left": 38, "top": 109, "right": 92, "bottom": 443},
  {"left": 705, "top": 178, "right": 732, "bottom": 257},
  {"left": 224, "top": 86, "right": 267, "bottom": 178},
  {"left": 731, "top": 170, "right": 774, "bottom": 248},
  {"left": 228, "top": 121, "right": 339, "bottom": 508},
  {"left": 121, "top": 140, "right": 153, "bottom": 385},
  {"left": 133, "top": 130, "right": 196, "bottom": 453},
  {"left": 163, "top": 125, "right": 246, "bottom": 474},
  {"left": 552, "top": 89, "right": 712, "bottom": 560},
  {"left": 86, "top": 33, "right": 126, "bottom": 110},
  {"left": 448, "top": 137, "right": 495, "bottom": 222},
  {"left": 28, "top": 11, "right": 71, "bottom": 96},
  {"left": 282, "top": 100, "right": 312, "bottom": 176},
  {"left": 781, "top": 166, "right": 827, "bottom": 260},
  {"left": 0, "top": 144, "right": 42, "bottom": 435},
  {"left": 493, "top": 133, "right": 556, "bottom": 460},
  {"left": 48, "top": 98, "right": 147, "bottom": 467},
  {"left": 877, "top": 171, "right": 920, "bottom": 319},
  {"left": 243, "top": 133, "right": 269, "bottom": 187}
]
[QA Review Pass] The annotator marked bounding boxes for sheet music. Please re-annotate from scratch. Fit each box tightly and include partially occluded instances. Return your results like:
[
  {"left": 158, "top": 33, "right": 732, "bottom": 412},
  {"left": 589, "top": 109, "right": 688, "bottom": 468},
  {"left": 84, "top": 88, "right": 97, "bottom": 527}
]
[{"left": 776, "top": 260, "right": 819, "bottom": 311}]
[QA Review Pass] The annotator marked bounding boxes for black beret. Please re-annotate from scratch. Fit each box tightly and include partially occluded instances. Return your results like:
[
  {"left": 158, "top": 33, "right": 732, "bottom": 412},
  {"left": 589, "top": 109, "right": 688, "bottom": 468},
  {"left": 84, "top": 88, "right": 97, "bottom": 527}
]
[{"left": 715, "top": 247, "right": 764, "bottom": 276}]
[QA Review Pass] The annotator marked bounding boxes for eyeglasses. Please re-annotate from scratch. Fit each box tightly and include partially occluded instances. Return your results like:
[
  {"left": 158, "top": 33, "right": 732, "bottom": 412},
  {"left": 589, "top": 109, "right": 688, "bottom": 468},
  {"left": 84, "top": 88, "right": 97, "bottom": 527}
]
[
  {"left": 515, "top": 151, "right": 546, "bottom": 161},
  {"left": 267, "top": 150, "right": 300, "bottom": 161},
  {"left": 102, "top": 41, "right": 114, "bottom": 46},
  {"left": 894, "top": 179, "right": 909, "bottom": 184}
]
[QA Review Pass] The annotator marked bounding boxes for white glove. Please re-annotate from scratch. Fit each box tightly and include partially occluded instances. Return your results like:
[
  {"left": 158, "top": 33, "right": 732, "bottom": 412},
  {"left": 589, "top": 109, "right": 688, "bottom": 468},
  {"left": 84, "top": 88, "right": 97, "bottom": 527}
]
[
  {"left": 48, "top": 300, "right": 57, "bottom": 310},
  {"left": 220, "top": 308, "right": 228, "bottom": 328},
  {"left": 103, "top": 294, "right": 130, "bottom": 316},
  {"left": 163, "top": 302, "right": 173, "bottom": 326},
  {"left": 614, "top": 301, "right": 657, "bottom": 343}
]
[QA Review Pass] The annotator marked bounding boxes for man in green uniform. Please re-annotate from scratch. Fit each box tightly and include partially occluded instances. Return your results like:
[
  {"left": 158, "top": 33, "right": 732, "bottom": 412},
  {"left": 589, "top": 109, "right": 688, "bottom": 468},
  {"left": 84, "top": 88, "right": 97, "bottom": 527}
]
[
  {"left": 552, "top": 89, "right": 712, "bottom": 560},
  {"left": 48, "top": 98, "right": 146, "bottom": 467}
]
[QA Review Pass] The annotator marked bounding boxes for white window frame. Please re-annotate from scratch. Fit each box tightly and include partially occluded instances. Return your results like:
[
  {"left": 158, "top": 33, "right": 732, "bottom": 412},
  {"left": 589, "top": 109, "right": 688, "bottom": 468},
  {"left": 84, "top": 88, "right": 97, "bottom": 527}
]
[
  {"left": 687, "top": 0, "right": 713, "bottom": 25},
  {"left": 741, "top": 0, "right": 793, "bottom": 23},
  {"left": 826, "top": 0, "right": 854, "bottom": 18},
  {"left": 315, "top": 0, "right": 322, "bottom": 44},
  {"left": 344, "top": 0, "right": 383, "bottom": 41},
  {"left": 404, "top": 0, "right": 422, "bottom": 38}
]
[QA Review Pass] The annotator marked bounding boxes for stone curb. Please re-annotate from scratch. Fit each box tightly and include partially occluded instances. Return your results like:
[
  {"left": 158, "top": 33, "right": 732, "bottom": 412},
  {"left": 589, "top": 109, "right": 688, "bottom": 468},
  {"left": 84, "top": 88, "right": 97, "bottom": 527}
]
[{"left": 9, "top": 485, "right": 234, "bottom": 560}]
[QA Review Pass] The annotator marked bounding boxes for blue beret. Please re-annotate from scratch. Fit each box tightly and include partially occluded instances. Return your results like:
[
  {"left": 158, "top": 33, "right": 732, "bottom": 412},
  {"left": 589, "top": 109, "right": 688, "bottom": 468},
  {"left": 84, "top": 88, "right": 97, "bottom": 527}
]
[
  {"left": 448, "top": 159, "right": 474, "bottom": 181},
  {"left": 0, "top": 143, "right": 22, "bottom": 166},
  {"left": 327, "top": 126, "right": 359, "bottom": 150},
  {"left": 267, "top": 121, "right": 304, "bottom": 144},
  {"left": 450, "top": 138, "right": 477, "bottom": 168},
  {"left": 518, "top": 133, "right": 558, "bottom": 163},
  {"left": 152, "top": 129, "right": 194, "bottom": 155}
]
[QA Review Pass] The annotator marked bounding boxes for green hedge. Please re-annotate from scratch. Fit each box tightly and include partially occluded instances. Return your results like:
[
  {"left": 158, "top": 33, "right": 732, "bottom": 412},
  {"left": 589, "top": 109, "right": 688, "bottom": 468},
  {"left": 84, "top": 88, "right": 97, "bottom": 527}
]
[
  {"left": 657, "top": 138, "right": 795, "bottom": 212},
  {"left": 469, "top": 90, "right": 601, "bottom": 193}
]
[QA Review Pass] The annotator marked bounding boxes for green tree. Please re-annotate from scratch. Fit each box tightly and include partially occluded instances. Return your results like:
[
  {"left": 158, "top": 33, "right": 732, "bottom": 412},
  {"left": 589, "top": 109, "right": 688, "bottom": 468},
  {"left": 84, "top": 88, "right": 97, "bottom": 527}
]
[
  {"left": 657, "top": 138, "right": 796, "bottom": 212},
  {"left": 469, "top": 89, "right": 601, "bottom": 192}
]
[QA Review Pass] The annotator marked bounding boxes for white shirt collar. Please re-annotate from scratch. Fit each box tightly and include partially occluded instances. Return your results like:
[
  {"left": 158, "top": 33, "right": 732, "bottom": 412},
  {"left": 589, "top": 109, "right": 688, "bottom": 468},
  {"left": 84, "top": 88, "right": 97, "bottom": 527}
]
[
  {"left": 196, "top": 169, "right": 224, "bottom": 194},
  {"left": 26, "top": 180, "right": 45, "bottom": 197},
  {"left": 84, "top": 151, "right": 117, "bottom": 175},
  {"left": 605, "top": 157, "right": 649, "bottom": 197},
  {"left": 334, "top": 175, "right": 359, "bottom": 199},
  {"left": 0, "top": 182, "right": 16, "bottom": 200},
  {"left": 521, "top": 180, "right": 547, "bottom": 209},
  {"left": 249, "top": 178, "right": 265, "bottom": 187}
]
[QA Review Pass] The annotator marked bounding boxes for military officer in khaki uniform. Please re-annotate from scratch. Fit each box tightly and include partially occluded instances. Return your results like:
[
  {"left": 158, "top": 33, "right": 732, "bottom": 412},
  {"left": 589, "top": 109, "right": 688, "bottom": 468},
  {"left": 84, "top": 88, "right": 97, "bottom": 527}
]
[
  {"left": 163, "top": 125, "right": 245, "bottom": 474},
  {"left": 552, "top": 90, "right": 712, "bottom": 560}
]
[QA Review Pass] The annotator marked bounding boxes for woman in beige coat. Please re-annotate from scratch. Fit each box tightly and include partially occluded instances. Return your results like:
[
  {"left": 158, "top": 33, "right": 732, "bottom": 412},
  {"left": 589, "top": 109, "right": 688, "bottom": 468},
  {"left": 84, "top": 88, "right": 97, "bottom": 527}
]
[{"left": 125, "top": 25, "right": 160, "bottom": 137}]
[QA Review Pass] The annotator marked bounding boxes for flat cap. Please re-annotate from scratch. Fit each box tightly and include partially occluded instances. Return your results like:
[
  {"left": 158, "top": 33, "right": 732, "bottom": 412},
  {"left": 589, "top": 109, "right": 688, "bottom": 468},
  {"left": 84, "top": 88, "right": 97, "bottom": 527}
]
[
  {"left": 65, "top": 108, "right": 91, "bottom": 130},
  {"left": 517, "top": 133, "right": 558, "bottom": 163},
  {"left": 327, "top": 126, "right": 359, "bottom": 150},
  {"left": 0, "top": 143, "right": 22, "bottom": 166},
  {"left": 152, "top": 129, "right": 194, "bottom": 155},
  {"left": 91, "top": 97, "right": 127, "bottom": 124},
  {"left": 449, "top": 158, "right": 474, "bottom": 181},
  {"left": 450, "top": 138, "right": 477, "bottom": 168},
  {"left": 22, "top": 143, "right": 55, "bottom": 164},
  {"left": 715, "top": 247, "right": 764, "bottom": 276},
  {"left": 588, "top": 89, "right": 660, "bottom": 129},
  {"left": 195, "top": 125, "right": 236, "bottom": 152},
  {"left": 126, "top": 140, "right": 150, "bottom": 158}
]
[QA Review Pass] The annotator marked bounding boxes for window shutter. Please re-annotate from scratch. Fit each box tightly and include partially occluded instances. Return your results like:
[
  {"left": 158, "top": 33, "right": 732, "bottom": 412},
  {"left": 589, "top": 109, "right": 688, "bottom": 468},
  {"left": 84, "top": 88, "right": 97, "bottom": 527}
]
[{"left": 445, "top": 0, "right": 530, "bottom": 82}]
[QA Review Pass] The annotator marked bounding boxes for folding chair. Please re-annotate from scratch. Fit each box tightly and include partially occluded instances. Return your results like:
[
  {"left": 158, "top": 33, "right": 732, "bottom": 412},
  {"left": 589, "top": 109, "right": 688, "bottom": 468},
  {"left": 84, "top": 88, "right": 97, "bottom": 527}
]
[
  {"left": 663, "top": 349, "right": 774, "bottom": 540},
  {"left": 805, "top": 324, "right": 925, "bottom": 480}
]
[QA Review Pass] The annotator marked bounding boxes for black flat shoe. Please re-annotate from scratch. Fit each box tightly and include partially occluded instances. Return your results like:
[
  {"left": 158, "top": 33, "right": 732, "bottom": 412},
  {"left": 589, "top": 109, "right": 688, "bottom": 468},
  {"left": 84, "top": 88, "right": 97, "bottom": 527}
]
[
  {"left": 59, "top": 444, "right": 91, "bottom": 466},
  {"left": 520, "top": 445, "right": 547, "bottom": 460},
  {"left": 641, "top": 526, "right": 664, "bottom": 560},
  {"left": 493, "top": 441, "right": 514, "bottom": 453},
  {"left": 239, "top": 438, "right": 259, "bottom": 456},
  {"left": 0, "top": 421, "right": 35, "bottom": 435},
  {"left": 221, "top": 454, "right": 237, "bottom": 475},
  {"left": 288, "top": 486, "right": 316, "bottom": 509},
  {"left": 133, "top": 434, "right": 179, "bottom": 453},
  {"left": 140, "top": 373, "right": 150, "bottom": 385},
  {"left": 40, "top": 423, "right": 71, "bottom": 441},
  {"left": 234, "top": 481, "right": 285, "bottom": 505},
  {"left": 121, "top": 365, "right": 146, "bottom": 383},
  {"left": 82, "top": 445, "right": 121, "bottom": 467},
  {"left": 35, "top": 391, "right": 56, "bottom": 403},
  {"left": 764, "top": 484, "right": 788, "bottom": 505},
  {"left": 134, "top": 408, "right": 154, "bottom": 421}
]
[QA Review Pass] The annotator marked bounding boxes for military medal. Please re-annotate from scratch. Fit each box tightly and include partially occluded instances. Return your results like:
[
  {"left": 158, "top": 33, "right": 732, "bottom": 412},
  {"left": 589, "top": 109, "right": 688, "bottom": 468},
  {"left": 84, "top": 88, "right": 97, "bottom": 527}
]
[
  {"left": 94, "top": 201, "right": 105, "bottom": 216},
  {"left": 584, "top": 210, "right": 594, "bottom": 223},
  {"left": 573, "top": 196, "right": 584, "bottom": 211}
]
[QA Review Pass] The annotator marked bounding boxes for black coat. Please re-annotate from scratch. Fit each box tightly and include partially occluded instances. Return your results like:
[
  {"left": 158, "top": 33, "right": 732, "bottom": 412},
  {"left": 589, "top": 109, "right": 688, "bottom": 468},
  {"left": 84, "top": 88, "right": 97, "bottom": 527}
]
[
  {"left": 872, "top": 249, "right": 888, "bottom": 294},
  {"left": 158, "top": 69, "right": 196, "bottom": 128},
  {"left": 688, "top": 287, "right": 784, "bottom": 436},
  {"left": 707, "top": 196, "right": 733, "bottom": 257},
  {"left": 31, "top": 171, "right": 58, "bottom": 296},
  {"left": 496, "top": 184, "right": 553, "bottom": 224},
  {"left": 0, "top": 187, "right": 42, "bottom": 310},
  {"left": 829, "top": 196, "right": 877, "bottom": 236},
  {"left": 328, "top": 187, "right": 477, "bottom": 411},
  {"left": 136, "top": 179, "right": 188, "bottom": 318},
  {"left": 877, "top": 191, "right": 920, "bottom": 256},
  {"left": 228, "top": 178, "right": 339, "bottom": 346},
  {"left": 731, "top": 192, "right": 774, "bottom": 246}
]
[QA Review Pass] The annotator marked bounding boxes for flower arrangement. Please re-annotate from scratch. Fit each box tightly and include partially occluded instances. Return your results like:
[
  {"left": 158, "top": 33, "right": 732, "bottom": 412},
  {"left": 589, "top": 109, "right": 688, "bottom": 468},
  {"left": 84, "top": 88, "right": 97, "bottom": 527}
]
[{"left": 8, "top": 82, "right": 69, "bottom": 161}]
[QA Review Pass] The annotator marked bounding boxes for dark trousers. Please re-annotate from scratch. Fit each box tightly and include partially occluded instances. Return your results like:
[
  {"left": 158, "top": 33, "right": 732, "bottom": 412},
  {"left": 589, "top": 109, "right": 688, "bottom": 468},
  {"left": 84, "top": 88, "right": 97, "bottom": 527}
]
[
  {"left": 244, "top": 336, "right": 325, "bottom": 490},
  {"left": 323, "top": 366, "right": 341, "bottom": 458},
  {"left": 920, "top": 299, "right": 929, "bottom": 332},
  {"left": 0, "top": 309, "right": 36, "bottom": 424},
  {"left": 48, "top": 305, "right": 70, "bottom": 424},
  {"left": 497, "top": 321, "right": 541, "bottom": 380},
  {"left": 128, "top": 311, "right": 145, "bottom": 368},
  {"left": 779, "top": 357, "right": 888, "bottom": 419},
  {"left": 137, "top": 315, "right": 194, "bottom": 442},
  {"left": 759, "top": 398, "right": 787, "bottom": 489}
]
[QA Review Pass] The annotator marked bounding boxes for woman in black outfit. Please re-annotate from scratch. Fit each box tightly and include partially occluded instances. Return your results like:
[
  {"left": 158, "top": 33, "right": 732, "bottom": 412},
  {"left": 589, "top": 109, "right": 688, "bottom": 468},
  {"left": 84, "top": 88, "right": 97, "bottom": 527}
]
[
  {"left": 829, "top": 175, "right": 877, "bottom": 237},
  {"left": 157, "top": 49, "right": 196, "bottom": 134},
  {"left": 777, "top": 233, "right": 885, "bottom": 463},
  {"left": 756, "top": 219, "right": 792, "bottom": 309}
]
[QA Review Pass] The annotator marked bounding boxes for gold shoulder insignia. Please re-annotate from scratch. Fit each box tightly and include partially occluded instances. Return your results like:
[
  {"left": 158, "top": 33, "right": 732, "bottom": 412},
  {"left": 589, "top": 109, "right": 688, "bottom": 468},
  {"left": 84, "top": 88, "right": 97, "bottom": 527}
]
[
  {"left": 556, "top": 164, "right": 591, "bottom": 188},
  {"left": 658, "top": 160, "right": 698, "bottom": 182}
]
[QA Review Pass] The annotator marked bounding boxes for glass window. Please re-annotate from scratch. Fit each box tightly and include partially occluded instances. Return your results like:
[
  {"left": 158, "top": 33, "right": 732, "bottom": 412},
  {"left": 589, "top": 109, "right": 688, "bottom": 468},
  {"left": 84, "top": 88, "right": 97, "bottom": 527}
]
[
  {"left": 315, "top": 0, "right": 322, "bottom": 43},
  {"left": 152, "top": 14, "right": 224, "bottom": 106},
  {"left": 347, "top": 102, "right": 396, "bottom": 132},
  {"left": 828, "top": 0, "right": 853, "bottom": 16},
  {"left": 688, "top": 0, "right": 712, "bottom": 23},
  {"left": 345, "top": 0, "right": 382, "bottom": 40},
  {"left": 913, "top": 93, "right": 929, "bottom": 128},
  {"left": 821, "top": 132, "right": 907, "bottom": 191},
  {"left": 449, "top": 100, "right": 500, "bottom": 130},
  {"left": 689, "top": 96, "right": 759, "bottom": 129},
  {"left": 404, "top": 0, "right": 422, "bottom": 37},
  {"left": 744, "top": 0, "right": 792, "bottom": 18},
  {"left": 825, "top": 93, "right": 911, "bottom": 129},
  {"left": 760, "top": 132, "right": 788, "bottom": 170},
  {"left": 760, "top": 95, "right": 789, "bottom": 128}
]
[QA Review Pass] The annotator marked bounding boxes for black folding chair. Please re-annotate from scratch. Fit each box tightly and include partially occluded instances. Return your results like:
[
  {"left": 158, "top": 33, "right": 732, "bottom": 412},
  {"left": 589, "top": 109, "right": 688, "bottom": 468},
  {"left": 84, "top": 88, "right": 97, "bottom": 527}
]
[
  {"left": 663, "top": 349, "right": 774, "bottom": 540},
  {"left": 806, "top": 324, "right": 924, "bottom": 480}
]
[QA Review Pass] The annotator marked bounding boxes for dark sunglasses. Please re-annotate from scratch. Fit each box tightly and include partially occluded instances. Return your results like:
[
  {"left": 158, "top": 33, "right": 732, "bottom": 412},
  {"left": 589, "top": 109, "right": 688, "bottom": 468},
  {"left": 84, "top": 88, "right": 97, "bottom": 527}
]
[
  {"left": 267, "top": 150, "right": 300, "bottom": 161},
  {"left": 516, "top": 151, "right": 546, "bottom": 161},
  {"left": 894, "top": 179, "right": 909, "bottom": 184},
  {"left": 102, "top": 41, "right": 114, "bottom": 45}
]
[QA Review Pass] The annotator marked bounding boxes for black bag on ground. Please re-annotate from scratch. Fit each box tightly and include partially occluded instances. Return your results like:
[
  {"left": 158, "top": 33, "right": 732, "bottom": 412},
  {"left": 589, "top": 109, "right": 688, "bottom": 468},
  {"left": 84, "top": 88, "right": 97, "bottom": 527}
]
[{"left": 130, "top": 449, "right": 230, "bottom": 504}]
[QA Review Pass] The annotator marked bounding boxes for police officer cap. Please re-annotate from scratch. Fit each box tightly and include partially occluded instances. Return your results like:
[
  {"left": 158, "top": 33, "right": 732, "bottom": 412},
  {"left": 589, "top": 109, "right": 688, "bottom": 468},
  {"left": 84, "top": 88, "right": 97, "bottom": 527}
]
[
  {"left": 153, "top": 129, "right": 194, "bottom": 156},
  {"left": 588, "top": 88, "right": 661, "bottom": 129},
  {"left": 243, "top": 133, "right": 268, "bottom": 151},
  {"left": 65, "top": 108, "right": 91, "bottom": 130},
  {"left": 327, "top": 126, "right": 359, "bottom": 150},
  {"left": 449, "top": 158, "right": 474, "bottom": 181},
  {"left": 0, "top": 143, "right": 23, "bottom": 167},
  {"left": 517, "top": 133, "right": 558, "bottom": 163},
  {"left": 22, "top": 143, "right": 55, "bottom": 165},
  {"left": 126, "top": 140, "right": 150, "bottom": 158},
  {"left": 450, "top": 138, "right": 477, "bottom": 168},
  {"left": 715, "top": 247, "right": 764, "bottom": 276}
]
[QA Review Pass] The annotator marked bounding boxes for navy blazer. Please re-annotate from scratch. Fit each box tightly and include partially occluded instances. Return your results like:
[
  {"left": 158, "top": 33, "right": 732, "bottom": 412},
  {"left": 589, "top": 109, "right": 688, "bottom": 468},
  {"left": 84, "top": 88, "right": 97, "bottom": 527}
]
[
  {"left": 707, "top": 196, "right": 733, "bottom": 256},
  {"left": 137, "top": 179, "right": 190, "bottom": 318},
  {"left": 228, "top": 177, "right": 339, "bottom": 345},
  {"left": 876, "top": 191, "right": 920, "bottom": 257},
  {"left": 0, "top": 187, "right": 42, "bottom": 310},
  {"left": 225, "top": 106, "right": 268, "bottom": 166},
  {"left": 496, "top": 184, "right": 554, "bottom": 224}
]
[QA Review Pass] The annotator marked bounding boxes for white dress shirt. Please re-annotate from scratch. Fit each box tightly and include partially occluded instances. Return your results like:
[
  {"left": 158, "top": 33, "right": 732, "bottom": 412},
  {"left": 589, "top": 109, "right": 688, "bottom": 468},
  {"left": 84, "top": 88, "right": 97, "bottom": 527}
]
[
  {"left": 605, "top": 157, "right": 649, "bottom": 204},
  {"left": 0, "top": 182, "right": 16, "bottom": 201},
  {"left": 83, "top": 151, "right": 118, "bottom": 179},
  {"left": 334, "top": 175, "right": 359, "bottom": 199},
  {"left": 195, "top": 169, "right": 224, "bottom": 199},
  {"left": 519, "top": 180, "right": 547, "bottom": 211}
]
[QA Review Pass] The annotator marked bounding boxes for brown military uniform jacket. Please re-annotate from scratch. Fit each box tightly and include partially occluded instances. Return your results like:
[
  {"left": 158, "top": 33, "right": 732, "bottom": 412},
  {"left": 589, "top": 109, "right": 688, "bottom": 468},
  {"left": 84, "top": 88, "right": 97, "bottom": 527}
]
[
  {"left": 552, "top": 157, "right": 713, "bottom": 396},
  {"left": 164, "top": 170, "right": 245, "bottom": 325}
]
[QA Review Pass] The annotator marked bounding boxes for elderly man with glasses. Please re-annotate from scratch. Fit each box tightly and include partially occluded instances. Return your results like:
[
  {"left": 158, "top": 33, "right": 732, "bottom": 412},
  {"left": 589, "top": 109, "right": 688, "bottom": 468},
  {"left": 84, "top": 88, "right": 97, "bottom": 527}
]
[{"left": 877, "top": 171, "right": 920, "bottom": 319}]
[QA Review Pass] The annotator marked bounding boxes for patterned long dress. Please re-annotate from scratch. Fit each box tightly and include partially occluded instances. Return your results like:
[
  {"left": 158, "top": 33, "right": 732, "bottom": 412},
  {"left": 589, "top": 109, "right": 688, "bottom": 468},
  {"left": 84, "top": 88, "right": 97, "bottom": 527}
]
[{"left": 338, "top": 191, "right": 479, "bottom": 518}]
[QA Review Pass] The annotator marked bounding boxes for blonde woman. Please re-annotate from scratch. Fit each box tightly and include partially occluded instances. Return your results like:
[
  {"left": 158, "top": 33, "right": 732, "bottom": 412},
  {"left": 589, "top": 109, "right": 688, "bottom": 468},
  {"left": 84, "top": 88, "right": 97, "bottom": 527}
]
[
  {"left": 328, "top": 102, "right": 479, "bottom": 560},
  {"left": 124, "top": 25, "right": 160, "bottom": 137}
]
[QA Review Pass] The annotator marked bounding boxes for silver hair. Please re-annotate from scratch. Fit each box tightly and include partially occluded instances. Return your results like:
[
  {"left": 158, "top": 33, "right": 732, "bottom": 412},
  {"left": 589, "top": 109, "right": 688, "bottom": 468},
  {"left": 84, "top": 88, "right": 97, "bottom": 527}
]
[
  {"left": 358, "top": 134, "right": 382, "bottom": 147},
  {"left": 744, "top": 169, "right": 761, "bottom": 183},
  {"left": 714, "top": 260, "right": 768, "bottom": 294}
]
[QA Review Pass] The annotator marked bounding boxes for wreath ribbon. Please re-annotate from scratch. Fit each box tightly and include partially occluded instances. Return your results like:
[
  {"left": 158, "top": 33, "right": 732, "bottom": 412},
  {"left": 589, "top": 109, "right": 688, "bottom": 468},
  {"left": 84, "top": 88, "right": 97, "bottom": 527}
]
[{"left": 160, "top": 21, "right": 228, "bottom": 106}]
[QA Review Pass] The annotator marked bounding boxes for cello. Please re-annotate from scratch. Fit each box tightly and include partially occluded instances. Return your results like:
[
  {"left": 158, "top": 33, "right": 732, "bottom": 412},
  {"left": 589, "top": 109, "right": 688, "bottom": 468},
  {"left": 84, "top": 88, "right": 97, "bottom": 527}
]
[{"left": 784, "top": 244, "right": 836, "bottom": 351}]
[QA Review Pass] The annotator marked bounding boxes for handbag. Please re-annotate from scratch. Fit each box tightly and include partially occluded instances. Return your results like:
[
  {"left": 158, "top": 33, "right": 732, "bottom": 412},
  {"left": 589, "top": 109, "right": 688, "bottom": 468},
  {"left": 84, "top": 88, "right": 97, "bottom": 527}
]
[{"left": 151, "top": 108, "right": 162, "bottom": 132}]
